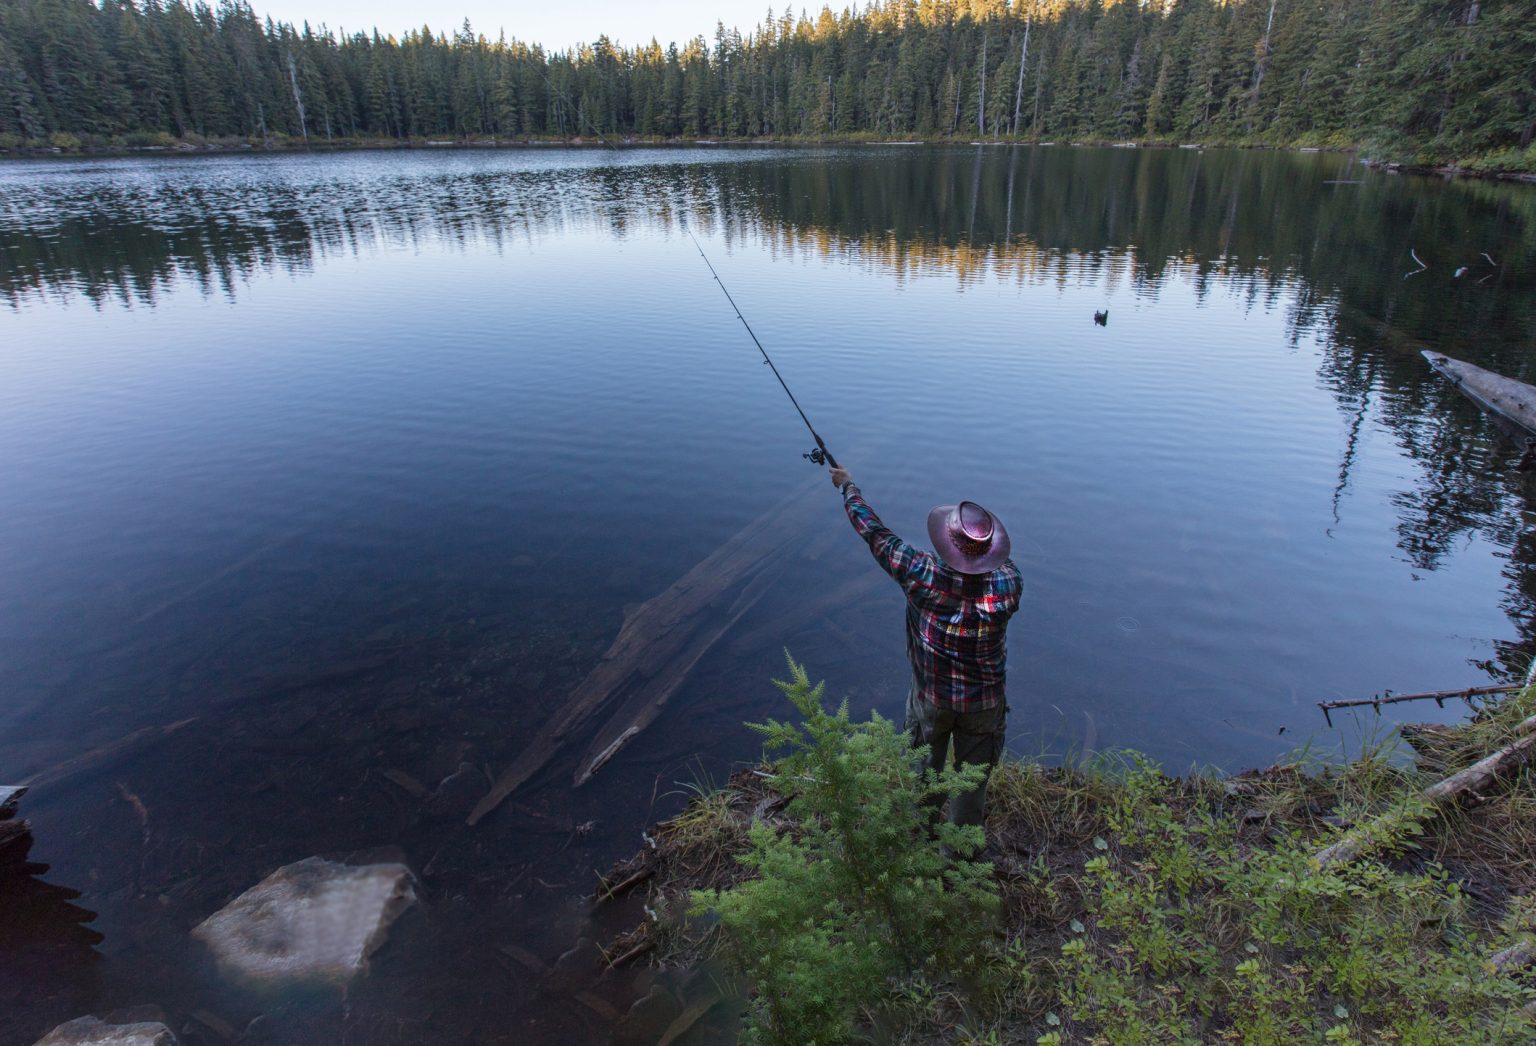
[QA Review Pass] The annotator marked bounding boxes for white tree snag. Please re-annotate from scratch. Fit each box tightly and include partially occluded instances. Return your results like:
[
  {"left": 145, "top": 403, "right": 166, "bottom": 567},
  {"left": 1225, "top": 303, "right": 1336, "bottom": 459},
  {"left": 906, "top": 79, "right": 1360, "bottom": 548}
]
[
  {"left": 1314, "top": 714, "right": 1536, "bottom": 869},
  {"left": 1011, "top": 2, "right": 1035, "bottom": 136},
  {"left": 467, "top": 475, "right": 828, "bottom": 825}
]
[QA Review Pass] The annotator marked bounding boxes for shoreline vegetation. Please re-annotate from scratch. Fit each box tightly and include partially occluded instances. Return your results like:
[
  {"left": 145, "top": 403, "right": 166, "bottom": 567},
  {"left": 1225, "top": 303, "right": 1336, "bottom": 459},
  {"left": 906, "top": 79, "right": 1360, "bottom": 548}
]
[
  {"left": 593, "top": 661, "right": 1536, "bottom": 1043},
  {"left": 4, "top": 0, "right": 1532, "bottom": 182},
  {"left": 5, "top": 134, "right": 1536, "bottom": 184}
]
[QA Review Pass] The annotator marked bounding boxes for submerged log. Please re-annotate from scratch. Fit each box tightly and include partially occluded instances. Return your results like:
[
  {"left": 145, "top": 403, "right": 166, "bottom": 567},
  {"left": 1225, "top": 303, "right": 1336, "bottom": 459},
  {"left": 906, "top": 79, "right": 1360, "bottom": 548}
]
[
  {"left": 468, "top": 476, "right": 829, "bottom": 825},
  {"left": 1314, "top": 713, "right": 1536, "bottom": 869},
  {"left": 571, "top": 559, "right": 785, "bottom": 787},
  {"left": 22, "top": 719, "right": 197, "bottom": 793},
  {"left": 725, "top": 571, "right": 886, "bottom": 656}
]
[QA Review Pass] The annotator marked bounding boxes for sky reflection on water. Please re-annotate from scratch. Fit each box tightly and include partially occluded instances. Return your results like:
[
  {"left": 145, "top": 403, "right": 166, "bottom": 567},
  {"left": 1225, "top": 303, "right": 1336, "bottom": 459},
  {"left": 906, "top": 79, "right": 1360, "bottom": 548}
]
[{"left": 1, "top": 145, "right": 1535, "bottom": 1042}]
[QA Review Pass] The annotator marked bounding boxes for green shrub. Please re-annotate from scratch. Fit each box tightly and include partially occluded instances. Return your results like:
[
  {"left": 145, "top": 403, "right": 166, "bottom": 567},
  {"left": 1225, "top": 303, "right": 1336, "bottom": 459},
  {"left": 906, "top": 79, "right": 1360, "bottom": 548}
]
[
  {"left": 125, "top": 130, "right": 178, "bottom": 148},
  {"left": 693, "top": 654, "right": 999, "bottom": 1044},
  {"left": 1457, "top": 145, "right": 1536, "bottom": 175},
  {"left": 1053, "top": 763, "right": 1534, "bottom": 1044}
]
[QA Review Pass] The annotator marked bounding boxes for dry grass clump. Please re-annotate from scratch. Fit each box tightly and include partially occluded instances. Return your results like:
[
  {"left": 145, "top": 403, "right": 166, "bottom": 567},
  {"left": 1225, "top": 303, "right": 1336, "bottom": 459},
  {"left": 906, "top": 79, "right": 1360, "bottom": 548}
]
[{"left": 1406, "top": 687, "right": 1536, "bottom": 899}]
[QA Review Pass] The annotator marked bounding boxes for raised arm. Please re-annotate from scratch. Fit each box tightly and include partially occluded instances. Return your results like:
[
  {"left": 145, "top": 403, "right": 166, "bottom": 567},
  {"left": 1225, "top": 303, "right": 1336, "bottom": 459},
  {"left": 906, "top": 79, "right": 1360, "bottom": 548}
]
[{"left": 829, "top": 465, "right": 930, "bottom": 585}]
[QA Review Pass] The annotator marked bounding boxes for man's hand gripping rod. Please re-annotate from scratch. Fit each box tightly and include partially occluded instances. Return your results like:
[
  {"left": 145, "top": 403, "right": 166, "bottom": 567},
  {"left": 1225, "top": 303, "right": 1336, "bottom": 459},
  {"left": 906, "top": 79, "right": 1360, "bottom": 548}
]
[{"left": 687, "top": 230, "right": 838, "bottom": 470}]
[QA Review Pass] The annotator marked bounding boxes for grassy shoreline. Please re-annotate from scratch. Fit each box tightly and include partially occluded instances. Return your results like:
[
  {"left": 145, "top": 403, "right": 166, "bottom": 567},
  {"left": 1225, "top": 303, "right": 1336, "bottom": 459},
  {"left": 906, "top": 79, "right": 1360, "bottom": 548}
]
[
  {"left": 4, "top": 133, "right": 1534, "bottom": 183},
  {"left": 597, "top": 684, "right": 1536, "bottom": 1043}
]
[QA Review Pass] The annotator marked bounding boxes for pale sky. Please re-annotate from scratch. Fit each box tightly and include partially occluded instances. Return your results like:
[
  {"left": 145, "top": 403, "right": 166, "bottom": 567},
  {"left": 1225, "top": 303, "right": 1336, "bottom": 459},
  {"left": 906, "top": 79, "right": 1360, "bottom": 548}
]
[{"left": 249, "top": 0, "right": 816, "bottom": 50}]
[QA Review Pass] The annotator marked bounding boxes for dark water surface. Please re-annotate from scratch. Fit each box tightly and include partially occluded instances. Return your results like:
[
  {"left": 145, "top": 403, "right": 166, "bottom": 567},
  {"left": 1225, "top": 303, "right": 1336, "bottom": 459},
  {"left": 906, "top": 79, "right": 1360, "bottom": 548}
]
[{"left": 2, "top": 145, "right": 1535, "bottom": 1042}]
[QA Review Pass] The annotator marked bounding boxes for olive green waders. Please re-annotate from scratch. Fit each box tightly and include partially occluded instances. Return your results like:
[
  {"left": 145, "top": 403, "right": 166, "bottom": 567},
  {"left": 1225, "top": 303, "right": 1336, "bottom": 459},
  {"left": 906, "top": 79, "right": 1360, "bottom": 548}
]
[{"left": 905, "top": 684, "right": 1006, "bottom": 829}]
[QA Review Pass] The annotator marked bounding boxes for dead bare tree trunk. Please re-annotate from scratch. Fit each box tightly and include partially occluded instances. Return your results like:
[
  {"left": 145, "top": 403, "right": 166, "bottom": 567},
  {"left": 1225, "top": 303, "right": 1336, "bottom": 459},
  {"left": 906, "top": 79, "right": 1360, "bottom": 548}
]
[
  {"left": 977, "top": 29, "right": 988, "bottom": 138},
  {"left": 1246, "top": 0, "right": 1278, "bottom": 132},
  {"left": 1011, "top": 2, "right": 1035, "bottom": 137},
  {"left": 287, "top": 51, "right": 309, "bottom": 143}
]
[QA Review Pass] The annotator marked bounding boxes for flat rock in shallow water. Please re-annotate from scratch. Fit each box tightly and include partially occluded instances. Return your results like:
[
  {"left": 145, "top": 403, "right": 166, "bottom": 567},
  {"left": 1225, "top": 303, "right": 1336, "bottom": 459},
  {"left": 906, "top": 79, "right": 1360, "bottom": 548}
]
[
  {"left": 192, "top": 857, "right": 415, "bottom": 986},
  {"left": 32, "top": 1016, "right": 177, "bottom": 1045}
]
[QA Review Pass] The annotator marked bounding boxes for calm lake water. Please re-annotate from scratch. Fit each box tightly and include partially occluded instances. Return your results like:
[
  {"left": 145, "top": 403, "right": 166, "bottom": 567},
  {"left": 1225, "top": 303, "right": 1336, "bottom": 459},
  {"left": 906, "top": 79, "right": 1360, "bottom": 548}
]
[{"left": 2, "top": 145, "right": 1534, "bottom": 1042}]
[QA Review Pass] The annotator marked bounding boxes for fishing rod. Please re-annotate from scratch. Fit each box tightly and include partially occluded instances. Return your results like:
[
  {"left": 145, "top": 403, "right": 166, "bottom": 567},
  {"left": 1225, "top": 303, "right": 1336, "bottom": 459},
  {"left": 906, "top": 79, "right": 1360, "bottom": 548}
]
[{"left": 687, "top": 230, "right": 839, "bottom": 470}]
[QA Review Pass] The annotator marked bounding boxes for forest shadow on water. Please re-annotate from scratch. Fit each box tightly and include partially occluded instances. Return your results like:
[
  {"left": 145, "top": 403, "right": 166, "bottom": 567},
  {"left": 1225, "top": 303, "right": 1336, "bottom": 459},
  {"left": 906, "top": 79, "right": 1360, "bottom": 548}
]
[{"left": 2, "top": 145, "right": 1535, "bottom": 1042}]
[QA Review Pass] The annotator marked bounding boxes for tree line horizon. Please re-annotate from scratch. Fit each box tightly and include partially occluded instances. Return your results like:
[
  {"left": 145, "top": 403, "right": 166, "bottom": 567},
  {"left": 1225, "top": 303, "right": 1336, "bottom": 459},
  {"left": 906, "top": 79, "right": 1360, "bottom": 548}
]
[{"left": 2, "top": 0, "right": 1531, "bottom": 162}]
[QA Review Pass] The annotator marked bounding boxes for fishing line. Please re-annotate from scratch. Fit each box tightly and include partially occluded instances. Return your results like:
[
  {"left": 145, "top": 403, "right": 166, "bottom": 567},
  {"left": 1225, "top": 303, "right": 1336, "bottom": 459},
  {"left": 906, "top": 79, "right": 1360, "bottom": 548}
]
[
  {"left": 537, "top": 66, "right": 618, "bottom": 149},
  {"left": 686, "top": 229, "right": 839, "bottom": 471}
]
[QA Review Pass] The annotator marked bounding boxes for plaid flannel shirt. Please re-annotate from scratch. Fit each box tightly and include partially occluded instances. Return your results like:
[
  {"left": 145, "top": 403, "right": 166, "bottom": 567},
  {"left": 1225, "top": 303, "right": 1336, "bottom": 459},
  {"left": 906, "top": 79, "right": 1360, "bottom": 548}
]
[{"left": 842, "top": 483, "right": 1022, "bottom": 712}]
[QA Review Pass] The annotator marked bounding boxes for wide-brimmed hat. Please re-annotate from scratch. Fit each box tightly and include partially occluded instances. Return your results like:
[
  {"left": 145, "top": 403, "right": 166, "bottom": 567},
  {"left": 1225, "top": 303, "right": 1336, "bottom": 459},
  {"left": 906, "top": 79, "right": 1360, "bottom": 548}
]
[{"left": 927, "top": 501, "right": 1011, "bottom": 574}]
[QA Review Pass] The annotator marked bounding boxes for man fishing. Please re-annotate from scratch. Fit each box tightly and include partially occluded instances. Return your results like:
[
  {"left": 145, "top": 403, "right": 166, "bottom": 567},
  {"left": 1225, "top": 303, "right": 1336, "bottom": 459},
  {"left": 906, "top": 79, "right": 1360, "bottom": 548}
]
[
  {"left": 686, "top": 231, "right": 1020, "bottom": 826},
  {"left": 828, "top": 464, "right": 1021, "bottom": 830}
]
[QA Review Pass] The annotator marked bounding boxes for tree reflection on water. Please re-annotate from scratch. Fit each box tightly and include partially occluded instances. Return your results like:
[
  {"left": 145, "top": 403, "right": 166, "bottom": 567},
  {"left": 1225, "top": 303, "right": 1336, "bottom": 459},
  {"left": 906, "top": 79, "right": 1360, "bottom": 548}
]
[{"left": 5, "top": 147, "right": 1532, "bottom": 673}]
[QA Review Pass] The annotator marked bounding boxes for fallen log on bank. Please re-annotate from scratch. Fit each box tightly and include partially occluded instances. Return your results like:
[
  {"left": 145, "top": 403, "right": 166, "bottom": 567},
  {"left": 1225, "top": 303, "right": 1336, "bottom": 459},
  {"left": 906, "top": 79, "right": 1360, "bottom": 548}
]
[
  {"left": 468, "top": 476, "right": 830, "bottom": 826},
  {"left": 1313, "top": 713, "right": 1536, "bottom": 869}
]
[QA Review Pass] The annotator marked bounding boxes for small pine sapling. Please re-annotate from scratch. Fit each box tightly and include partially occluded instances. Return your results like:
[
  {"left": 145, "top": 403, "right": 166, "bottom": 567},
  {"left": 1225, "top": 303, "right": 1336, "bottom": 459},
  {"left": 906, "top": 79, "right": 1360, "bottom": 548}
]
[{"left": 693, "top": 654, "right": 1001, "bottom": 1045}]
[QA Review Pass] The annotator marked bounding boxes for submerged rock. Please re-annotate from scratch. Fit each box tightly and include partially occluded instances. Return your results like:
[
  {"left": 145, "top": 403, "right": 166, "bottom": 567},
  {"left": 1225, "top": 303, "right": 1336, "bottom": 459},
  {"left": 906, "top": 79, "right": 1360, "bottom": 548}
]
[
  {"left": 192, "top": 857, "right": 415, "bottom": 987},
  {"left": 32, "top": 1016, "right": 177, "bottom": 1045}
]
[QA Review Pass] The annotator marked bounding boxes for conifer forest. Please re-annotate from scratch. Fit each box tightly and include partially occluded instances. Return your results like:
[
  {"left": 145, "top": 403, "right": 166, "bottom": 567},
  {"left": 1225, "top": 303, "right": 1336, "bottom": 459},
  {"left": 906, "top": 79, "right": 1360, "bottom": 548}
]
[{"left": 1, "top": 0, "right": 1532, "bottom": 163}]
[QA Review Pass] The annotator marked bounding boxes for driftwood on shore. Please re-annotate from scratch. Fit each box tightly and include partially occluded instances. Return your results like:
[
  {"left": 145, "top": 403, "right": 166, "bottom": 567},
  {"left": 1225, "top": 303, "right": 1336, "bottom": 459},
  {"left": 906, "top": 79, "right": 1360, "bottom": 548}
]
[
  {"left": 468, "top": 476, "right": 834, "bottom": 826},
  {"left": 1314, "top": 713, "right": 1536, "bottom": 869}
]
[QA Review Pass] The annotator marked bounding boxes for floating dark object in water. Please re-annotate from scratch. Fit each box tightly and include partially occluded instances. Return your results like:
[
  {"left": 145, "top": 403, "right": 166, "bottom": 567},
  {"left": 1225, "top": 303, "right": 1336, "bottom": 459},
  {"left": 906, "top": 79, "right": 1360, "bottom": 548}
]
[
  {"left": 1423, "top": 351, "right": 1536, "bottom": 442},
  {"left": 1093, "top": 309, "right": 1108, "bottom": 327}
]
